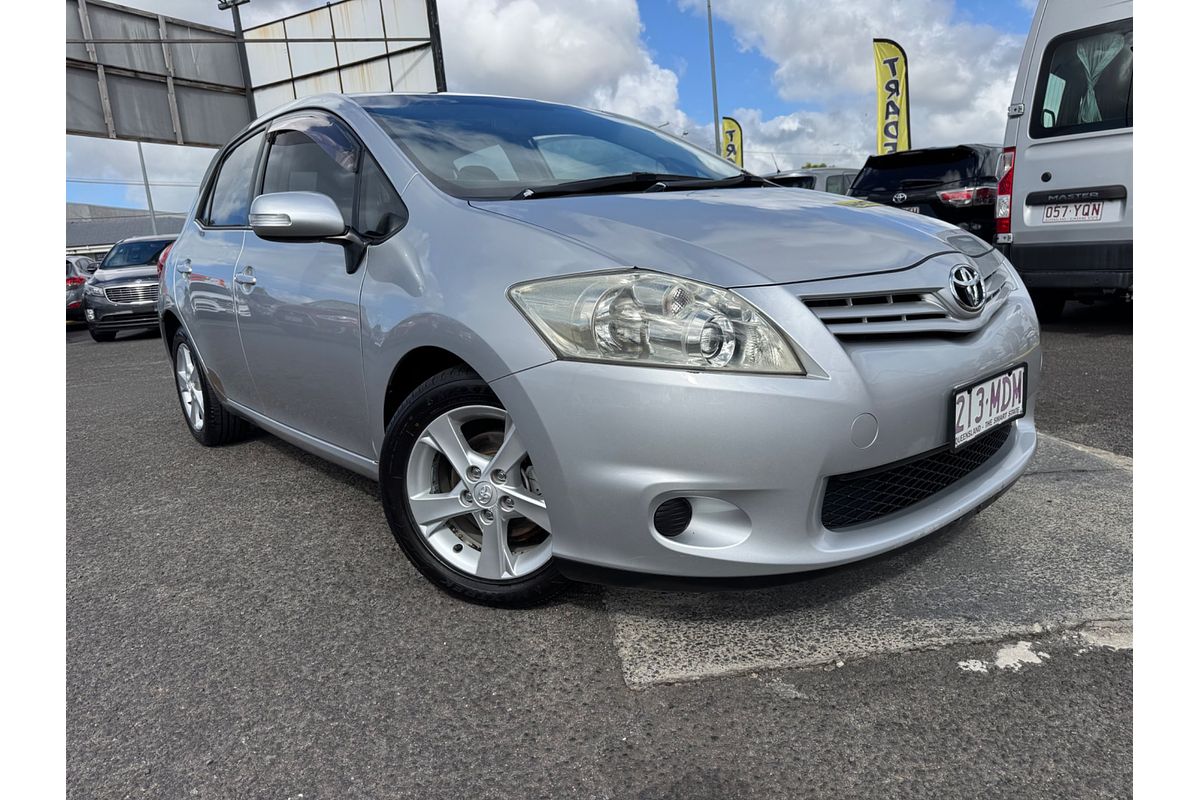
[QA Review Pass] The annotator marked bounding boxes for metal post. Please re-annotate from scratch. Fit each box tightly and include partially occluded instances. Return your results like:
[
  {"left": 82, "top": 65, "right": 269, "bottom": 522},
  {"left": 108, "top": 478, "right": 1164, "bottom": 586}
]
[
  {"left": 226, "top": 1, "right": 257, "bottom": 119},
  {"left": 136, "top": 141, "right": 159, "bottom": 235},
  {"left": 706, "top": 0, "right": 721, "bottom": 156},
  {"left": 427, "top": 0, "right": 449, "bottom": 92}
]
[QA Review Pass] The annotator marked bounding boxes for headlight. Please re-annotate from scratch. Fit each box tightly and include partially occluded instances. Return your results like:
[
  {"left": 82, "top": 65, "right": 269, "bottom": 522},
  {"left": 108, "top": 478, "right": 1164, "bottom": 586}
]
[
  {"left": 84, "top": 283, "right": 105, "bottom": 297},
  {"left": 509, "top": 271, "right": 804, "bottom": 374}
]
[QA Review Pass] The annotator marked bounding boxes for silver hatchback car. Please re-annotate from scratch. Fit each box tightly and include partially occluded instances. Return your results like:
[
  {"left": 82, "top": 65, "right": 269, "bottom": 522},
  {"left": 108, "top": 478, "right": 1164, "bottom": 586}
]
[{"left": 160, "top": 93, "right": 1040, "bottom": 606}]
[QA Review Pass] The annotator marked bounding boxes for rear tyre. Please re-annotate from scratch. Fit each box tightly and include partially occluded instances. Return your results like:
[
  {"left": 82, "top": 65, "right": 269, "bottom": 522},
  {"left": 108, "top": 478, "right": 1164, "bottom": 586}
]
[
  {"left": 171, "top": 329, "right": 254, "bottom": 446},
  {"left": 88, "top": 327, "right": 117, "bottom": 342},
  {"left": 379, "top": 366, "right": 566, "bottom": 607},
  {"left": 1031, "top": 290, "right": 1067, "bottom": 323}
]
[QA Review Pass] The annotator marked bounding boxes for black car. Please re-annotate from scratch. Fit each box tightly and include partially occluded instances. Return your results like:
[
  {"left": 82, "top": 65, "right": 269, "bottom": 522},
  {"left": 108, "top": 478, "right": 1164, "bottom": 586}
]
[{"left": 848, "top": 144, "right": 1001, "bottom": 240}]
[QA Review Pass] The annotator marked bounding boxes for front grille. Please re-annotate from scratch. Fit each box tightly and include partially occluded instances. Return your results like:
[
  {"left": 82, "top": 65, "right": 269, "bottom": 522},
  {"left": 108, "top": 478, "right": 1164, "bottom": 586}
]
[
  {"left": 805, "top": 292, "right": 950, "bottom": 327},
  {"left": 821, "top": 424, "right": 1013, "bottom": 530},
  {"left": 104, "top": 284, "right": 157, "bottom": 304},
  {"left": 802, "top": 265, "right": 1009, "bottom": 337}
]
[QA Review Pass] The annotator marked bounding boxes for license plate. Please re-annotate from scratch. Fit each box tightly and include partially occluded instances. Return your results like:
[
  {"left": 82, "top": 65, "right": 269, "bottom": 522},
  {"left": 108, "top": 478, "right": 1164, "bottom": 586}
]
[
  {"left": 951, "top": 365, "right": 1027, "bottom": 450},
  {"left": 1041, "top": 201, "right": 1104, "bottom": 224},
  {"left": 902, "top": 205, "right": 921, "bottom": 214}
]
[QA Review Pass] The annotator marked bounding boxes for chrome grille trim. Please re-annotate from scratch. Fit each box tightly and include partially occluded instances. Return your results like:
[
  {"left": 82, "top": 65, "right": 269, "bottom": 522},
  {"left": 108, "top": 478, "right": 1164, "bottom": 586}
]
[
  {"left": 802, "top": 265, "right": 1012, "bottom": 337},
  {"left": 104, "top": 283, "right": 158, "bottom": 304}
]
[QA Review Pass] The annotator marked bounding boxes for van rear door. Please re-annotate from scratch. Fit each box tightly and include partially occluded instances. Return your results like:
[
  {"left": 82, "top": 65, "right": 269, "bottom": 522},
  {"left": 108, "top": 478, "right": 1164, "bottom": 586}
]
[{"left": 1004, "top": 1, "right": 1132, "bottom": 293}]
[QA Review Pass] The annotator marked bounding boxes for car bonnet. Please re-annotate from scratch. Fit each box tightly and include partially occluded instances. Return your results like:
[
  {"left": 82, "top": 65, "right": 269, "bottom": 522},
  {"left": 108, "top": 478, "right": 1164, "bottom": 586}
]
[{"left": 470, "top": 187, "right": 962, "bottom": 287}]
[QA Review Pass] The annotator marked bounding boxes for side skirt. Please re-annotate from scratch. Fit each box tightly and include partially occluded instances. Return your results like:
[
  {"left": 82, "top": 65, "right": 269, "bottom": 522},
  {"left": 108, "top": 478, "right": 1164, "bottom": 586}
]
[{"left": 223, "top": 397, "right": 380, "bottom": 481}]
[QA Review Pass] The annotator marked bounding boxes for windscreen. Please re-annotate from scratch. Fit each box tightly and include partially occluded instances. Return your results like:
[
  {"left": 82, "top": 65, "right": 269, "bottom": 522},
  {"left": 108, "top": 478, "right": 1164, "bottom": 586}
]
[
  {"left": 358, "top": 95, "right": 741, "bottom": 199},
  {"left": 100, "top": 240, "right": 171, "bottom": 269},
  {"left": 850, "top": 148, "right": 987, "bottom": 194}
]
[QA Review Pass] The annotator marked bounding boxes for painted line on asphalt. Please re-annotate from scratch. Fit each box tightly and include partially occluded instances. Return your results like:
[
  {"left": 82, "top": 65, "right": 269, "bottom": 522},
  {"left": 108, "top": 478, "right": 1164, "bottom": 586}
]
[
  {"left": 603, "top": 434, "right": 1132, "bottom": 689},
  {"left": 1037, "top": 432, "right": 1132, "bottom": 471}
]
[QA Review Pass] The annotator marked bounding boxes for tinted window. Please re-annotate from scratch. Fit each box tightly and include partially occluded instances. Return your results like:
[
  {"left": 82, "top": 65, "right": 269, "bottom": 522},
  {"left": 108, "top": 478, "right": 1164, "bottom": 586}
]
[
  {"left": 850, "top": 148, "right": 986, "bottom": 194},
  {"left": 358, "top": 95, "right": 741, "bottom": 200},
  {"left": 262, "top": 129, "right": 357, "bottom": 222},
  {"left": 100, "top": 239, "right": 172, "bottom": 269},
  {"left": 1032, "top": 19, "right": 1131, "bottom": 139},
  {"left": 207, "top": 131, "right": 264, "bottom": 227},
  {"left": 356, "top": 154, "right": 407, "bottom": 239}
]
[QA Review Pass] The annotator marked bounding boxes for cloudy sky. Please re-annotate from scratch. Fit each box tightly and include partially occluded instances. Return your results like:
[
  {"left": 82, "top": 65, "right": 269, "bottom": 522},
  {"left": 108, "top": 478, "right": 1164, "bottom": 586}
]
[{"left": 69, "top": 0, "right": 1037, "bottom": 209}]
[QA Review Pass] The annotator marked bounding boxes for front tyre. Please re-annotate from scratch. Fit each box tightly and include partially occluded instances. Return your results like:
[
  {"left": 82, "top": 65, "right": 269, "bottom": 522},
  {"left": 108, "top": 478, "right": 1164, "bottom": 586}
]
[
  {"left": 171, "top": 329, "right": 253, "bottom": 446},
  {"left": 379, "top": 366, "right": 566, "bottom": 607}
]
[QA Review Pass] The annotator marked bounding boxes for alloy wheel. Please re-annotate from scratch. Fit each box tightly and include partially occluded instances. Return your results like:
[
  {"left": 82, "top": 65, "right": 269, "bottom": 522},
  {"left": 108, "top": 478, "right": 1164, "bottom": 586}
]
[
  {"left": 175, "top": 343, "right": 205, "bottom": 431},
  {"left": 405, "top": 405, "right": 551, "bottom": 581}
]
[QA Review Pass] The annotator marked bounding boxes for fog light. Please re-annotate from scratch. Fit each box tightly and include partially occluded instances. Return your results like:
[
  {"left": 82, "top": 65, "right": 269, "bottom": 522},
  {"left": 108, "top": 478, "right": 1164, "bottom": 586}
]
[
  {"left": 652, "top": 498, "right": 692, "bottom": 538},
  {"left": 85, "top": 309, "right": 95, "bottom": 321}
]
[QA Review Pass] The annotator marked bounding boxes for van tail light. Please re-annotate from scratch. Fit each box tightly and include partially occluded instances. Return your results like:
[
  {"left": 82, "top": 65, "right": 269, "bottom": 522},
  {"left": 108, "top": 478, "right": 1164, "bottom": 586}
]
[
  {"left": 937, "top": 186, "right": 996, "bottom": 207},
  {"left": 66, "top": 276, "right": 86, "bottom": 288},
  {"left": 156, "top": 242, "right": 174, "bottom": 279},
  {"left": 994, "top": 146, "right": 1016, "bottom": 238}
]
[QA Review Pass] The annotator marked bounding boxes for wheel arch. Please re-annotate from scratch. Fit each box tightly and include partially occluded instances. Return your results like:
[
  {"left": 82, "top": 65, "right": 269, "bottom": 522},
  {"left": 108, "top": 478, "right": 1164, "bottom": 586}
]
[
  {"left": 160, "top": 308, "right": 182, "bottom": 355},
  {"left": 382, "top": 346, "right": 477, "bottom": 430}
]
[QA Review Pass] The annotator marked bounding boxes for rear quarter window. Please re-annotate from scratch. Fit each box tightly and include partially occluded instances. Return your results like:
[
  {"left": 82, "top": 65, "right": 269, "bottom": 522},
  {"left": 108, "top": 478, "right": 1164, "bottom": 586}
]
[{"left": 1031, "top": 18, "right": 1132, "bottom": 139}]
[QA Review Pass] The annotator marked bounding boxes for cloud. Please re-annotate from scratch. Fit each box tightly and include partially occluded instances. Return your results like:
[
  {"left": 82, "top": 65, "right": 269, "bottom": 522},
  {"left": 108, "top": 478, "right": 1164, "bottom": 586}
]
[
  {"left": 438, "top": 0, "right": 687, "bottom": 127},
  {"left": 681, "top": 0, "right": 1024, "bottom": 169}
]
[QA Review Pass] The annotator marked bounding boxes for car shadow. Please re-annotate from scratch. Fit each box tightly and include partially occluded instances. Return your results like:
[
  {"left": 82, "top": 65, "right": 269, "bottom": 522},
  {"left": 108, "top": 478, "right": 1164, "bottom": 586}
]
[{"left": 1041, "top": 299, "right": 1132, "bottom": 336}]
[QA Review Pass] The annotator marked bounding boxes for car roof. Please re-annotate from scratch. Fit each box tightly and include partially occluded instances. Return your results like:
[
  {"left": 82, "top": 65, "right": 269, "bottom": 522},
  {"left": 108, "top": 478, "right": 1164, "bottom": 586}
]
[
  {"left": 865, "top": 143, "right": 1001, "bottom": 162},
  {"left": 113, "top": 234, "right": 177, "bottom": 244},
  {"left": 770, "top": 167, "right": 858, "bottom": 178}
]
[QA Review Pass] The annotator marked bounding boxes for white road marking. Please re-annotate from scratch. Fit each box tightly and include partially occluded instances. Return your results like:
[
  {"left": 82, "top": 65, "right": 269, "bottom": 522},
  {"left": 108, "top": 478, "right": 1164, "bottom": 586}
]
[
  {"left": 994, "top": 641, "right": 1044, "bottom": 671},
  {"left": 604, "top": 435, "right": 1132, "bottom": 688}
]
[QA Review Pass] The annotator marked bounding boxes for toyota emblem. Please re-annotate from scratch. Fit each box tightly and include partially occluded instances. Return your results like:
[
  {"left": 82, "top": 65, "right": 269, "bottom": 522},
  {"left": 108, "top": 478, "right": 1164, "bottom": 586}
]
[
  {"left": 892, "top": 191, "right": 907, "bottom": 204},
  {"left": 950, "top": 264, "right": 985, "bottom": 312}
]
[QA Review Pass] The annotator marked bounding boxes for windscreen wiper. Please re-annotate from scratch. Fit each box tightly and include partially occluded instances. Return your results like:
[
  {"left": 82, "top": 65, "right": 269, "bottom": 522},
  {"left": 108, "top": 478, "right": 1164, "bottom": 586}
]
[{"left": 515, "top": 171, "right": 766, "bottom": 199}]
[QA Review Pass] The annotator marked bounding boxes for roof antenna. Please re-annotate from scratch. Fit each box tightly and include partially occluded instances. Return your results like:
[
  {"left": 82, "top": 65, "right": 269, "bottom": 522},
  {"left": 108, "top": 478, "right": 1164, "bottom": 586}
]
[{"left": 770, "top": 153, "right": 780, "bottom": 172}]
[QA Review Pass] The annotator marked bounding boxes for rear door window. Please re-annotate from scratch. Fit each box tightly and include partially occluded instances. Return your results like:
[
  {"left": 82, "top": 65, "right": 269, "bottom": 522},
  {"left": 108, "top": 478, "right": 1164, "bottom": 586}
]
[{"left": 1031, "top": 18, "right": 1132, "bottom": 139}]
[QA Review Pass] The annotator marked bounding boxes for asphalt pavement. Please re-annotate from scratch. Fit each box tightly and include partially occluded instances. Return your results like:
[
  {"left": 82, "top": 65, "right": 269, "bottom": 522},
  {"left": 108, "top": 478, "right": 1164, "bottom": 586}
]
[{"left": 66, "top": 301, "right": 1132, "bottom": 799}]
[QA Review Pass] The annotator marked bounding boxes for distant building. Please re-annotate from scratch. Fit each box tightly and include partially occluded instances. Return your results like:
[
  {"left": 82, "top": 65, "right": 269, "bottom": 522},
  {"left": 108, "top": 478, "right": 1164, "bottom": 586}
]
[{"left": 66, "top": 203, "right": 185, "bottom": 258}]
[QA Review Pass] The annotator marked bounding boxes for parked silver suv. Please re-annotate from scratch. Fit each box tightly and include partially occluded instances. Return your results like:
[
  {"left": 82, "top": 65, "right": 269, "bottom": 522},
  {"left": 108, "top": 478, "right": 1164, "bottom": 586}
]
[
  {"left": 85, "top": 235, "right": 175, "bottom": 342},
  {"left": 161, "top": 93, "right": 1040, "bottom": 606}
]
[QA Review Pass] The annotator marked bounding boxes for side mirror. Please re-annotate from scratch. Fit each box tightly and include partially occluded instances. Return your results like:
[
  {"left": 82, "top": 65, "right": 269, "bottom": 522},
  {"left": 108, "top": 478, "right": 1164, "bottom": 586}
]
[
  {"left": 84, "top": 259, "right": 98, "bottom": 273},
  {"left": 249, "top": 191, "right": 366, "bottom": 274},
  {"left": 250, "top": 191, "right": 347, "bottom": 240}
]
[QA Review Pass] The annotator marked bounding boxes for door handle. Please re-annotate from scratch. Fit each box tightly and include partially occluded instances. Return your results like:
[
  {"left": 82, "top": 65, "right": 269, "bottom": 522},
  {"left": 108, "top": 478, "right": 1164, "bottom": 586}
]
[
  {"left": 176, "top": 258, "right": 192, "bottom": 274},
  {"left": 234, "top": 273, "right": 257, "bottom": 286}
]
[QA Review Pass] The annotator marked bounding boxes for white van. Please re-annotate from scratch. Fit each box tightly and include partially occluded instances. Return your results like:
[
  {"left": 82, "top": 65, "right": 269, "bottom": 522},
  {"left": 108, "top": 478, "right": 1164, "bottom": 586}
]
[{"left": 997, "top": 0, "right": 1132, "bottom": 320}]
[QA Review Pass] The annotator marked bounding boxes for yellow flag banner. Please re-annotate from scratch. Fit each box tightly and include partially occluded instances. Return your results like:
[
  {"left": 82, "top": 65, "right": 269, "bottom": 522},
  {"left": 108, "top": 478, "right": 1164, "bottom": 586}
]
[
  {"left": 873, "top": 39, "right": 911, "bottom": 154},
  {"left": 721, "top": 117, "right": 743, "bottom": 167}
]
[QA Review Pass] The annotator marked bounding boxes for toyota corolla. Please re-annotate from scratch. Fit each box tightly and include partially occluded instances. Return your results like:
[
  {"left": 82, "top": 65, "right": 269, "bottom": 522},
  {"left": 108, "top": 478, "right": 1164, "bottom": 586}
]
[{"left": 159, "top": 94, "right": 1040, "bottom": 606}]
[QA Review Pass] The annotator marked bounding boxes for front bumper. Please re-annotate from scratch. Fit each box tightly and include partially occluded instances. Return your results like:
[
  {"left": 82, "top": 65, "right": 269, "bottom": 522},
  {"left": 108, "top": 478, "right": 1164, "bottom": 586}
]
[
  {"left": 491, "top": 288, "right": 1041, "bottom": 580},
  {"left": 84, "top": 295, "right": 159, "bottom": 331}
]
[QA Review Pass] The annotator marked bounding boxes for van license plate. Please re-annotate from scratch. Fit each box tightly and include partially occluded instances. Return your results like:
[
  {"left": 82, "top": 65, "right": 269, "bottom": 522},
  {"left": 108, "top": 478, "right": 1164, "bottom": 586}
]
[
  {"left": 1042, "top": 202, "right": 1104, "bottom": 224},
  {"left": 951, "top": 365, "right": 1027, "bottom": 450}
]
